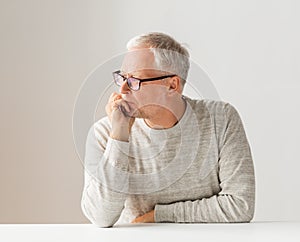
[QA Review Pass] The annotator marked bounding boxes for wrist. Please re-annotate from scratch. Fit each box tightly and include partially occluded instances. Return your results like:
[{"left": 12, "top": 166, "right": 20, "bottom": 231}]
[{"left": 110, "top": 129, "right": 129, "bottom": 142}]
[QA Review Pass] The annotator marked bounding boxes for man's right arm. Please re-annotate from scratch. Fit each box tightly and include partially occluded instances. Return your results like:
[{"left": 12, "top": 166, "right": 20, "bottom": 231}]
[
  {"left": 81, "top": 92, "right": 135, "bottom": 227},
  {"left": 81, "top": 124, "right": 130, "bottom": 228}
]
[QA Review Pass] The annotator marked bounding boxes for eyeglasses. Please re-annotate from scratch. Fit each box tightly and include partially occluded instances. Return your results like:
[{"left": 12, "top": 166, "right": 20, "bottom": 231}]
[{"left": 112, "top": 70, "right": 176, "bottom": 91}]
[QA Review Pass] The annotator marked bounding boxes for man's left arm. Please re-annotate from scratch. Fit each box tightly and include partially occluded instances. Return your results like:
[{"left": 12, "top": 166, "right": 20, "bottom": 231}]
[{"left": 137, "top": 103, "right": 255, "bottom": 223}]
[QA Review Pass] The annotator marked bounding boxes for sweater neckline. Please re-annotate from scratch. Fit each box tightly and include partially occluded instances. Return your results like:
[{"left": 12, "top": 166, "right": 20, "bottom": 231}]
[{"left": 137, "top": 95, "right": 191, "bottom": 135}]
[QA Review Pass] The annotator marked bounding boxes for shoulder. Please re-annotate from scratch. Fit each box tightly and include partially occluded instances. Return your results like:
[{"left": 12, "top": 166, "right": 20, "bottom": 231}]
[
  {"left": 183, "top": 95, "right": 242, "bottom": 129},
  {"left": 184, "top": 96, "right": 237, "bottom": 114},
  {"left": 183, "top": 95, "right": 232, "bottom": 116},
  {"left": 87, "top": 116, "right": 111, "bottom": 144},
  {"left": 94, "top": 116, "right": 111, "bottom": 133}
]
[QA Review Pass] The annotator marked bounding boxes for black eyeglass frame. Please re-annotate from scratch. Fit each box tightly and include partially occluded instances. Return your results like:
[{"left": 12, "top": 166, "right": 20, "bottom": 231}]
[{"left": 112, "top": 70, "right": 176, "bottom": 91}]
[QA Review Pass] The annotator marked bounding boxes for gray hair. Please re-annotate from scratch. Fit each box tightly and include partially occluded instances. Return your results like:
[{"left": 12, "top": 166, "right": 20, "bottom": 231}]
[{"left": 126, "top": 32, "right": 190, "bottom": 87}]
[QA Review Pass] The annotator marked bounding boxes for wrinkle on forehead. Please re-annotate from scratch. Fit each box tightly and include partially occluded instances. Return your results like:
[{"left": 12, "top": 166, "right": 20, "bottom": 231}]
[{"left": 121, "top": 48, "right": 158, "bottom": 74}]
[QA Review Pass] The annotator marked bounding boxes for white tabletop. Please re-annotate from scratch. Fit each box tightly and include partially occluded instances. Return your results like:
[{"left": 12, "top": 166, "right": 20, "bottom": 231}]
[{"left": 0, "top": 222, "right": 299, "bottom": 242}]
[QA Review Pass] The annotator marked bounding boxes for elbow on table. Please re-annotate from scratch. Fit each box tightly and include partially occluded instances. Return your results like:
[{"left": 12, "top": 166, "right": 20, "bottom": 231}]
[
  {"left": 223, "top": 209, "right": 254, "bottom": 223},
  {"left": 82, "top": 208, "right": 116, "bottom": 228},
  {"left": 236, "top": 211, "right": 254, "bottom": 223},
  {"left": 91, "top": 218, "right": 115, "bottom": 228},
  {"left": 233, "top": 200, "right": 255, "bottom": 223},
  {"left": 224, "top": 195, "right": 255, "bottom": 223},
  {"left": 82, "top": 210, "right": 117, "bottom": 228},
  {"left": 81, "top": 201, "right": 117, "bottom": 228}
]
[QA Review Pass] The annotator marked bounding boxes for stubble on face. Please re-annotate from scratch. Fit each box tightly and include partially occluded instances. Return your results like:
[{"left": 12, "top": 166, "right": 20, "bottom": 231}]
[{"left": 120, "top": 48, "right": 171, "bottom": 120}]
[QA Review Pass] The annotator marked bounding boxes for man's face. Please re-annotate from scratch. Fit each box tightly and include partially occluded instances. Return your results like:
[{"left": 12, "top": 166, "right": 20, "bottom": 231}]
[{"left": 119, "top": 48, "right": 170, "bottom": 119}]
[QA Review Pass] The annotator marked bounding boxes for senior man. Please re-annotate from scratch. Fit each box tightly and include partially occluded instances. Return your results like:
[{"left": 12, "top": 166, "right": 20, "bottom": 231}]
[{"left": 81, "top": 32, "right": 255, "bottom": 227}]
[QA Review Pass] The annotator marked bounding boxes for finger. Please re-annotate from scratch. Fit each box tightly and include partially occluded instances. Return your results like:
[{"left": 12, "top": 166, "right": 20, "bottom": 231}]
[
  {"left": 114, "top": 99, "right": 131, "bottom": 113},
  {"left": 111, "top": 102, "right": 129, "bottom": 119},
  {"left": 109, "top": 92, "right": 118, "bottom": 100},
  {"left": 132, "top": 219, "right": 141, "bottom": 223},
  {"left": 106, "top": 93, "right": 119, "bottom": 113},
  {"left": 110, "top": 92, "right": 121, "bottom": 102},
  {"left": 109, "top": 99, "right": 122, "bottom": 111}
]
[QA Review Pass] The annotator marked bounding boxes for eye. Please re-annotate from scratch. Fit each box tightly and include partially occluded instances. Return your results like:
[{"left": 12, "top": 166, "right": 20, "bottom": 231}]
[
  {"left": 113, "top": 73, "right": 125, "bottom": 85},
  {"left": 128, "top": 77, "right": 140, "bottom": 90}
]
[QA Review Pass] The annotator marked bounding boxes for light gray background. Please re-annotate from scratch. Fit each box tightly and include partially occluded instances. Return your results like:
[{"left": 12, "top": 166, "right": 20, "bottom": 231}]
[{"left": 0, "top": 0, "right": 299, "bottom": 223}]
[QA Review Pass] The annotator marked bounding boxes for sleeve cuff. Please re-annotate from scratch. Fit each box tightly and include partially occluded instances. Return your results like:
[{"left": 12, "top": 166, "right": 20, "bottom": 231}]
[
  {"left": 154, "top": 203, "right": 176, "bottom": 222},
  {"left": 103, "top": 137, "right": 130, "bottom": 171}
]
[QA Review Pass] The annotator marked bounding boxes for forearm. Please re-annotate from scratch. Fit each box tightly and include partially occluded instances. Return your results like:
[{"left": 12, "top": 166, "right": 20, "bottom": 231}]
[
  {"left": 82, "top": 126, "right": 130, "bottom": 227},
  {"left": 154, "top": 193, "right": 255, "bottom": 223},
  {"left": 81, "top": 148, "right": 129, "bottom": 228}
]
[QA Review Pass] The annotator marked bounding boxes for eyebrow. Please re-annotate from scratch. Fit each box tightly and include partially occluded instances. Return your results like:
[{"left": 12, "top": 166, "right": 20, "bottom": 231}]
[
  {"left": 120, "top": 70, "right": 140, "bottom": 76},
  {"left": 120, "top": 69, "right": 161, "bottom": 78},
  {"left": 119, "top": 71, "right": 147, "bottom": 79}
]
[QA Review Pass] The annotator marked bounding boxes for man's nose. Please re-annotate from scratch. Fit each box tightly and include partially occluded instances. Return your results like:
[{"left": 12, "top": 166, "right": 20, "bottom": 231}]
[{"left": 120, "top": 80, "right": 131, "bottom": 94}]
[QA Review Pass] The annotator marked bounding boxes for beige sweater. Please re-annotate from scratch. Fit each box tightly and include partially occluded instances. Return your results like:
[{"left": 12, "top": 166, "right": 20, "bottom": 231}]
[{"left": 81, "top": 96, "right": 255, "bottom": 227}]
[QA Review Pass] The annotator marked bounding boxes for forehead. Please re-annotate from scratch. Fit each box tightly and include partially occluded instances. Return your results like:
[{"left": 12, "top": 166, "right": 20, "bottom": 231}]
[{"left": 121, "top": 48, "right": 156, "bottom": 74}]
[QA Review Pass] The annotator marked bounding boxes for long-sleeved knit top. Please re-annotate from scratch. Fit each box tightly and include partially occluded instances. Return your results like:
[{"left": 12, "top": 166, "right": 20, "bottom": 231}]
[{"left": 81, "top": 96, "right": 255, "bottom": 227}]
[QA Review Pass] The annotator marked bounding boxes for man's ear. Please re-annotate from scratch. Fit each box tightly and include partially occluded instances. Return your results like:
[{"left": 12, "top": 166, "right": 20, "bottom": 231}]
[{"left": 168, "top": 76, "right": 182, "bottom": 93}]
